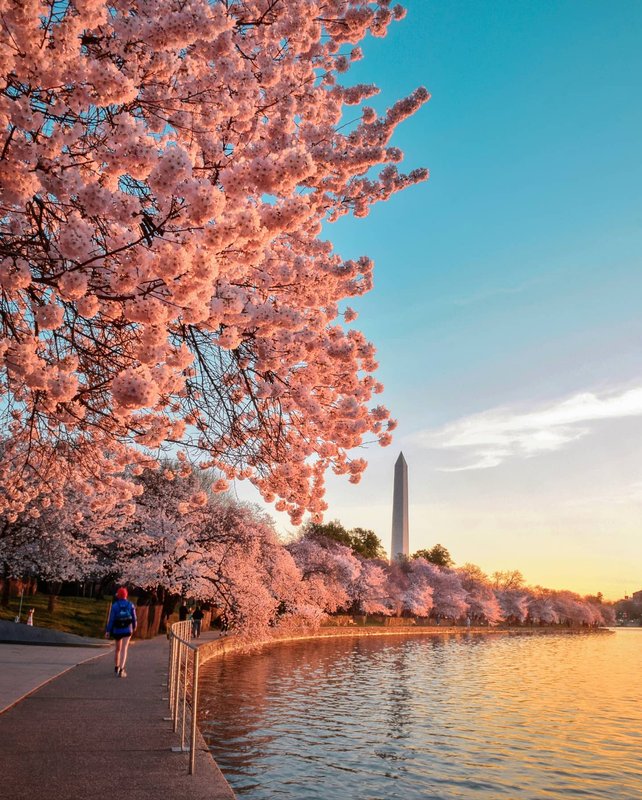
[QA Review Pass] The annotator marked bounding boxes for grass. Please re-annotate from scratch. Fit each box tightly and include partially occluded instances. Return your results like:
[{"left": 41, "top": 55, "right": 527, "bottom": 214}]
[{"left": 0, "top": 593, "right": 112, "bottom": 638}]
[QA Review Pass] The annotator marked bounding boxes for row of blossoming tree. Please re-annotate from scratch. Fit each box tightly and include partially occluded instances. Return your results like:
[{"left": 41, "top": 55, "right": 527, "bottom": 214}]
[
  {"left": 0, "top": 4, "right": 617, "bottom": 638},
  {"left": 0, "top": 464, "right": 615, "bottom": 639}
]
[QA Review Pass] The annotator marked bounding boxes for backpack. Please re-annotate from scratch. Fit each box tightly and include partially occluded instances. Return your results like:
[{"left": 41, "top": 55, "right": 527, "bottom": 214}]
[{"left": 113, "top": 600, "right": 133, "bottom": 629}]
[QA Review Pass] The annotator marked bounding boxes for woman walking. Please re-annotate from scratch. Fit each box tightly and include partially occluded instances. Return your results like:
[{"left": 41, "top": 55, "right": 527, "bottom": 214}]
[{"left": 105, "top": 587, "right": 137, "bottom": 677}]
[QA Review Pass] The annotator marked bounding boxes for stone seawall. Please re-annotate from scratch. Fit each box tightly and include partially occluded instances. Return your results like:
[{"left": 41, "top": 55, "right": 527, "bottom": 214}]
[{"left": 197, "top": 623, "right": 602, "bottom": 667}]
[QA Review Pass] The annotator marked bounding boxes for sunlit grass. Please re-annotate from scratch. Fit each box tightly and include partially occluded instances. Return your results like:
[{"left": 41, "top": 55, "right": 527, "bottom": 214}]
[{"left": 0, "top": 593, "right": 112, "bottom": 638}]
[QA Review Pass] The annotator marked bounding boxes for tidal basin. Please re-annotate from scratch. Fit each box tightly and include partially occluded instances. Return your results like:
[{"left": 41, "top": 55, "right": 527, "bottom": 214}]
[{"left": 199, "top": 629, "right": 642, "bottom": 800}]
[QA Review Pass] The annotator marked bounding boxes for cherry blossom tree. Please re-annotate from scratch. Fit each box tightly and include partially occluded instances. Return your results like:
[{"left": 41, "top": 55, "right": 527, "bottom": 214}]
[
  {"left": 496, "top": 589, "right": 530, "bottom": 624},
  {"left": 0, "top": 461, "right": 137, "bottom": 581},
  {"left": 110, "top": 465, "right": 306, "bottom": 638},
  {"left": 385, "top": 557, "right": 434, "bottom": 618},
  {"left": 456, "top": 563, "right": 503, "bottom": 625},
  {"left": 595, "top": 602, "right": 616, "bottom": 626},
  {"left": 402, "top": 558, "right": 434, "bottom": 617},
  {"left": 383, "top": 558, "right": 407, "bottom": 616},
  {"left": 0, "top": 1, "right": 429, "bottom": 523},
  {"left": 348, "top": 557, "right": 390, "bottom": 615},
  {"left": 527, "top": 588, "right": 560, "bottom": 625},
  {"left": 1, "top": 498, "right": 101, "bottom": 583},
  {"left": 550, "top": 590, "right": 613, "bottom": 627},
  {"left": 287, "top": 534, "right": 361, "bottom": 614},
  {"left": 417, "top": 560, "right": 468, "bottom": 621}
]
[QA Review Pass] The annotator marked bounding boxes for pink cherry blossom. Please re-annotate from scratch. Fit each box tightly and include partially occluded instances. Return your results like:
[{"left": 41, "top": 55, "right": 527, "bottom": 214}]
[{"left": 0, "top": 0, "right": 430, "bottom": 521}]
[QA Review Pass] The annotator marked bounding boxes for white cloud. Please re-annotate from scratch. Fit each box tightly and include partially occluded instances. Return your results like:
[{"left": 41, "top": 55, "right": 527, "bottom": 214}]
[{"left": 416, "top": 386, "right": 642, "bottom": 471}]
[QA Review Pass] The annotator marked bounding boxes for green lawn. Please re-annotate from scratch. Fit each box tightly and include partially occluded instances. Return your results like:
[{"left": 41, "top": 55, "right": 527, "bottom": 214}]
[{"left": 0, "top": 593, "right": 112, "bottom": 638}]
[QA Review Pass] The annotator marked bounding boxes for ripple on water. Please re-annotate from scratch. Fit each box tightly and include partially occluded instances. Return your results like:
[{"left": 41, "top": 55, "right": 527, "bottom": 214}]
[{"left": 199, "top": 631, "right": 642, "bottom": 800}]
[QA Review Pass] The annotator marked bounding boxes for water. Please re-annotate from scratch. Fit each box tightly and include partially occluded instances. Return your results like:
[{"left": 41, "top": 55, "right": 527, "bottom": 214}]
[{"left": 199, "top": 630, "right": 642, "bottom": 799}]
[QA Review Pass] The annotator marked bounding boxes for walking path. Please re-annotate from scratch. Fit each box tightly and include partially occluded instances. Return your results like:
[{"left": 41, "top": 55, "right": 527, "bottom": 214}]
[
  {"left": 0, "top": 642, "right": 107, "bottom": 714},
  {"left": 0, "top": 633, "right": 235, "bottom": 800}
]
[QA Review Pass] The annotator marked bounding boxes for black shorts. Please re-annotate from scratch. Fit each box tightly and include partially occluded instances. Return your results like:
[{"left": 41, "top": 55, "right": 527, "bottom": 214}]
[{"left": 111, "top": 632, "right": 132, "bottom": 640}]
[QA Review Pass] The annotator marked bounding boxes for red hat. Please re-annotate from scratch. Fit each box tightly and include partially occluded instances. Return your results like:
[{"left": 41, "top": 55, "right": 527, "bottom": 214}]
[{"left": 115, "top": 587, "right": 128, "bottom": 600}]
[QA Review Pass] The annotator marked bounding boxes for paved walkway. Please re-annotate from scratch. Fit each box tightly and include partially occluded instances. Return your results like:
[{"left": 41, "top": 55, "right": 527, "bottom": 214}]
[
  {"left": 0, "top": 642, "right": 107, "bottom": 714},
  {"left": 0, "top": 634, "right": 235, "bottom": 800}
]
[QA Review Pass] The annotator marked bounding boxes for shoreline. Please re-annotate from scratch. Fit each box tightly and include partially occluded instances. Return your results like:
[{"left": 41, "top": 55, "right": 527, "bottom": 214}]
[{"left": 196, "top": 623, "right": 612, "bottom": 666}]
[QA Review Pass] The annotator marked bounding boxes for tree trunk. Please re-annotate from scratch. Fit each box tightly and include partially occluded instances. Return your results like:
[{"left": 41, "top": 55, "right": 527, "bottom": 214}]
[
  {"left": 48, "top": 581, "right": 62, "bottom": 613},
  {"left": 1, "top": 562, "right": 10, "bottom": 608},
  {"left": 94, "top": 575, "right": 113, "bottom": 600},
  {"left": 160, "top": 590, "right": 178, "bottom": 633}
]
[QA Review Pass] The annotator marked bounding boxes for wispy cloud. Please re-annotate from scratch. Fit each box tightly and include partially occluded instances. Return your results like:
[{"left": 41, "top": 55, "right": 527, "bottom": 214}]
[
  {"left": 416, "top": 386, "right": 642, "bottom": 471},
  {"left": 449, "top": 281, "right": 533, "bottom": 308}
]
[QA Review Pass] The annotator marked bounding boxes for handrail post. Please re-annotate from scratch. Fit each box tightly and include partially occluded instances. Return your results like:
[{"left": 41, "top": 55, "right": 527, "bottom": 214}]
[
  {"left": 189, "top": 647, "right": 200, "bottom": 775},
  {"left": 170, "top": 633, "right": 178, "bottom": 720},
  {"left": 172, "top": 636, "right": 181, "bottom": 732},
  {"left": 168, "top": 634, "right": 175, "bottom": 711},
  {"left": 180, "top": 640, "right": 188, "bottom": 749},
  {"left": 167, "top": 618, "right": 203, "bottom": 775}
]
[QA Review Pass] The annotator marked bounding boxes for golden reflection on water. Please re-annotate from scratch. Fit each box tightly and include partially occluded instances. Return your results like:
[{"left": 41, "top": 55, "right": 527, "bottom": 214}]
[{"left": 199, "top": 630, "right": 642, "bottom": 799}]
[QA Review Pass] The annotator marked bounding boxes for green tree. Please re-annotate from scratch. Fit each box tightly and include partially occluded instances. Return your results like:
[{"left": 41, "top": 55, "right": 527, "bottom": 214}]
[
  {"left": 301, "top": 521, "right": 385, "bottom": 559},
  {"left": 303, "top": 520, "right": 352, "bottom": 549},
  {"left": 412, "top": 544, "right": 454, "bottom": 568},
  {"left": 349, "top": 528, "right": 386, "bottom": 560}
]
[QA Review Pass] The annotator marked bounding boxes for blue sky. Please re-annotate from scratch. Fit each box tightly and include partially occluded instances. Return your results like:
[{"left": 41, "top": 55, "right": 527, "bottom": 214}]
[{"left": 240, "top": 1, "right": 642, "bottom": 599}]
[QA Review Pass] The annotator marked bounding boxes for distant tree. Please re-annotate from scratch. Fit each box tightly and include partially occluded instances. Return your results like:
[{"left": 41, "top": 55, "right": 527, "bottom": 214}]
[
  {"left": 287, "top": 536, "right": 360, "bottom": 614},
  {"left": 491, "top": 570, "right": 525, "bottom": 591},
  {"left": 302, "top": 521, "right": 385, "bottom": 560},
  {"left": 349, "top": 528, "right": 386, "bottom": 560},
  {"left": 412, "top": 544, "right": 454, "bottom": 568},
  {"left": 614, "top": 596, "right": 642, "bottom": 622},
  {"left": 457, "top": 563, "right": 489, "bottom": 584},
  {"left": 385, "top": 557, "right": 433, "bottom": 617},
  {"left": 597, "top": 603, "right": 616, "bottom": 626},
  {"left": 303, "top": 520, "right": 353, "bottom": 549},
  {"left": 457, "top": 564, "right": 502, "bottom": 625},
  {"left": 496, "top": 589, "right": 529, "bottom": 623},
  {"left": 348, "top": 560, "right": 390, "bottom": 616},
  {"left": 423, "top": 564, "right": 468, "bottom": 620},
  {"left": 527, "top": 589, "right": 559, "bottom": 625}
]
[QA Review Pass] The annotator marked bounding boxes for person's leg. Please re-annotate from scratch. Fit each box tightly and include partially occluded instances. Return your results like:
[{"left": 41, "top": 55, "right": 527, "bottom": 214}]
[
  {"left": 118, "top": 635, "right": 132, "bottom": 675},
  {"left": 114, "top": 638, "right": 122, "bottom": 673}
]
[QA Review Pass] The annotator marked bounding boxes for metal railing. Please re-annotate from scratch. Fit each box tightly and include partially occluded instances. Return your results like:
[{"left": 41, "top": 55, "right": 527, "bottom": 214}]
[{"left": 166, "top": 620, "right": 201, "bottom": 774}]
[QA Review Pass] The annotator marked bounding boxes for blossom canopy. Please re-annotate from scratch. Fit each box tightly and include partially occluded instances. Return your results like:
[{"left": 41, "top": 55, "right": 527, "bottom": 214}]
[{"left": 0, "top": 0, "right": 429, "bottom": 522}]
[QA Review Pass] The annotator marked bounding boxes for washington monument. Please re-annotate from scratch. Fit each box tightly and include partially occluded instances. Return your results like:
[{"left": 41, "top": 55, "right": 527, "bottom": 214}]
[{"left": 391, "top": 452, "right": 409, "bottom": 560}]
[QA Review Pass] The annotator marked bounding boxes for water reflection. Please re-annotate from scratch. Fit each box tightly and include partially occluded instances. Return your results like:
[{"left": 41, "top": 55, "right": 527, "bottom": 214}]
[{"left": 199, "top": 631, "right": 642, "bottom": 799}]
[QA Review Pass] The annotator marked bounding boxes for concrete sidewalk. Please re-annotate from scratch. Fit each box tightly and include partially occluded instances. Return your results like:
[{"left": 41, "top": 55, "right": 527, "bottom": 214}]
[
  {"left": 0, "top": 619, "right": 108, "bottom": 647},
  {"left": 0, "top": 635, "right": 235, "bottom": 800},
  {"left": 0, "top": 642, "right": 107, "bottom": 714}
]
